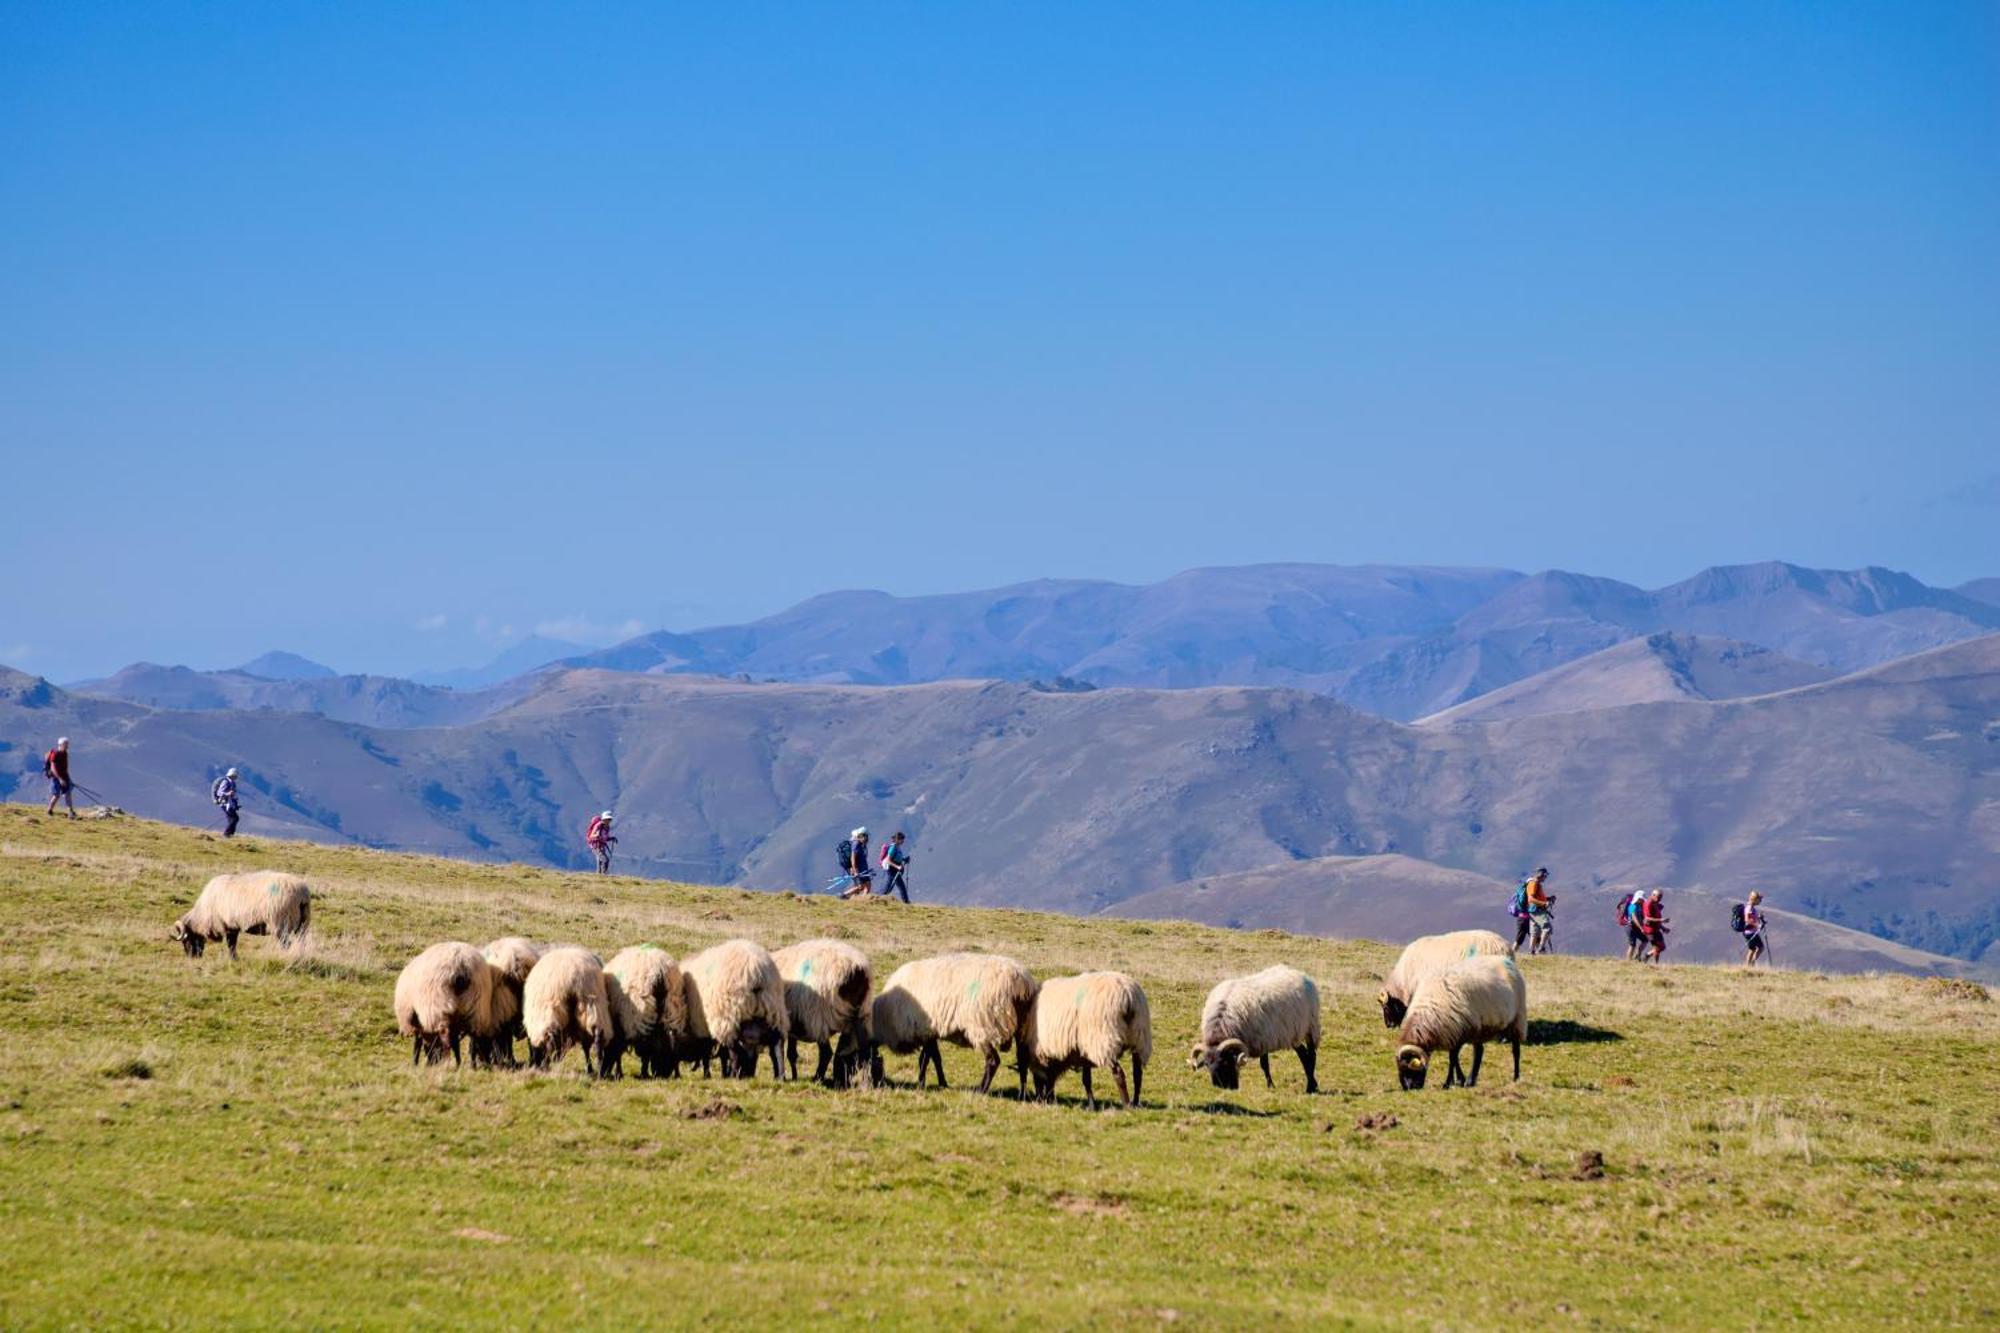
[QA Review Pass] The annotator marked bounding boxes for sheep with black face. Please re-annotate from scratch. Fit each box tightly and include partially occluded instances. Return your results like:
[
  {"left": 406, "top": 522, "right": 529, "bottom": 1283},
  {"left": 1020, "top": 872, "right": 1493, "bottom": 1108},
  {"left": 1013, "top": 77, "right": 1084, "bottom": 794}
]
[
  {"left": 1188, "top": 965, "right": 1321, "bottom": 1094},
  {"left": 1394, "top": 954, "right": 1527, "bottom": 1091}
]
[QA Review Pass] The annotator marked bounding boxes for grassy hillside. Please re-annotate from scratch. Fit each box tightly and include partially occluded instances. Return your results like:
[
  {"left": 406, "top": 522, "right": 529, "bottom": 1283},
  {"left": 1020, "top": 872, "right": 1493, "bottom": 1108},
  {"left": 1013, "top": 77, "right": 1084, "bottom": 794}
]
[{"left": 1, "top": 805, "right": 1995, "bottom": 1328}]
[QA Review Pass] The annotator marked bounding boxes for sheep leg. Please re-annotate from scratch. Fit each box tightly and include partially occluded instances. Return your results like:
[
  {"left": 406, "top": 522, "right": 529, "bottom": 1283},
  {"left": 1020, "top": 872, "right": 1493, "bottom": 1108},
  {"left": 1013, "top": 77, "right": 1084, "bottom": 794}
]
[
  {"left": 1297, "top": 1045, "right": 1318, "bottom": 1094},
  {"left": 1110, "top": 1060, "right": 1132, "bottom": 1108},
  {"left": 785, "top": 1036, "right": 799, "bottom": 1081},
  {"left": 813, "top": 1040, "right": 832, "bottom": 1085},
  {"left": 768, "top": 1036, "right": 783, "bottom": 1081},
  {"left": 1445, "top": 1047, "right": 1465, "bottom": 1088},
  {"left": 1080, "top": 1066, "right": 1097, "bottom": 1110},
  {"left": 1511, "top": 1037, "right": 1521, "bottom": 1082},
  {"left": 450, "top": 1032, "right": 463, "bottom": 1068},
  {"left": 923, "top": 1039, "right": 946, "bottom": 1089},
  {"left": 1259, "top": 1054, "right": 1274, "bottom": 1089},
  {"left": 977, "top": 1049, "right": 1001, "bottom": 1096},
  {"left": 1131, "top": 1055, "right": 1143, "bottom": 1104},
  {"left": 225, "top": 928, "right": 240, "bottom": 960},
  {"left": 1467, "top": 1043, "right": 1485, "bottom": 1088},
  {"left": 411, "top": 1034, "right": 422, "bottom": 1067}
]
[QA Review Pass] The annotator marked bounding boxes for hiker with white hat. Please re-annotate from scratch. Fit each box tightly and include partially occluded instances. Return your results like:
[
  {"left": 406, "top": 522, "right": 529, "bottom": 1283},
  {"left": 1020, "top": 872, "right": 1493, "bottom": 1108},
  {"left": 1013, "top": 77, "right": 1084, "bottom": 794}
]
[
  {"left": 211, "top": 766, "right": 241, "bottom": 838},
  {"left": 43, "top": 738, "right": 75, "bottom": 819},
  {"left": 838, "top": 826, "right": 873, "bottom": 899},
  {"left": 586, "top": 810, "right": 617, "bottom": 875}
]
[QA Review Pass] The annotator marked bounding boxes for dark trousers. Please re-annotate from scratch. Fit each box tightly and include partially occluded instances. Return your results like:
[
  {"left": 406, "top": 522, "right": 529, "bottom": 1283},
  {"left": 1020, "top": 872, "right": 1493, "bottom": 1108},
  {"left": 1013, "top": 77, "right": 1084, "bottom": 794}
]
[
  {"left": 222, "top": 805, "right": 239, "bottom": 838},
  {"left": 883, "top": 867, "right": 909, "bottom": 903},
  {"left": 1513, "top": 914, "right": 1531, "bottom": 948},
  {"left": 593, "top": 845, "right": 612, "bottom": 874}
]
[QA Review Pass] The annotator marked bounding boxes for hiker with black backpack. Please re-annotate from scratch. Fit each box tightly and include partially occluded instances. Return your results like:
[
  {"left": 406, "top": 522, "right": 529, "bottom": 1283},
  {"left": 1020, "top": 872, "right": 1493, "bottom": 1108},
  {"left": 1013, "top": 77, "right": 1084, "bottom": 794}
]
[
  {"left": 212, "top": 767, "right": 241, "bottom": 838},
  {"left": 836, "top": 827, "right": 873, "bottom": 899},
  {"left": 1735, "top": 890, "right": 1768, "bottom": 967}
]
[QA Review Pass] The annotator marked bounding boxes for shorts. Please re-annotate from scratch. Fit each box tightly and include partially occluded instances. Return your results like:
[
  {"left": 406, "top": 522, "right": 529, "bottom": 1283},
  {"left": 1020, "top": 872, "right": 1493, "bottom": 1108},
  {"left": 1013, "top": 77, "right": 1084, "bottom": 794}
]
[
  {"left": 1626, "top": 924, "right": 1645, "bottom": 947},
  {"left": 49, "top": 777, "right": 71, "bottom": 797},
  {"left": 852, "top": 872, "right": 873, "bottom": 887}
]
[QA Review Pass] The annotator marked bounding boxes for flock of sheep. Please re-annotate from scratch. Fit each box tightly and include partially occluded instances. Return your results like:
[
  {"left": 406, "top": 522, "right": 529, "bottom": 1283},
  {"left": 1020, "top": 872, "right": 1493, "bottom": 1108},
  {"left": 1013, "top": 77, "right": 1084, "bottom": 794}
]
[{"left": 170, "top": 870, "right": 1532, "bottom": 1101}]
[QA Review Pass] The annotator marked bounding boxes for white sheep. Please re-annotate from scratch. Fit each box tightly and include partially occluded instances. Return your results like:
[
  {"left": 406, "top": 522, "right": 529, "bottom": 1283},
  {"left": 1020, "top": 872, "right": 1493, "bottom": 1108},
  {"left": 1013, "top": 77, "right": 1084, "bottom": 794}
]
[
  {"left": 522, "top": 946, "right": 613, "bottom": 1075},
  {"left": 479, "top": 937, "right": 542, "bottom": 1067},
  {"left": 680, "top": 939, "right": 789, "bottom": 1079},
  {"left": 393, "top": 941, "right": 508, "bottom": 1067},
  {"left": 868, "top": 952, "right": 1037, "bottom": 1094},
  {"left": 770, "top": 939, "right": 872, "bottom": 1085},
  {"left": 1188, "top": 965, "right": 1321, "bottom": 1093},
  {"left": 1378, "top": 929, "right": 1513, "bottom": 1027},
  {"left": 171, "top": 871, "right": 312, "bottom": 959},
  {"left": 603, "top": 945, "right": 686, "bottom": 1078},
  {"left": 1394, "top": 954, "right": 1529, "bottom": 1091},
  {"left": 1017, "top": 971, "right": 1153, "bottom": 1108}
]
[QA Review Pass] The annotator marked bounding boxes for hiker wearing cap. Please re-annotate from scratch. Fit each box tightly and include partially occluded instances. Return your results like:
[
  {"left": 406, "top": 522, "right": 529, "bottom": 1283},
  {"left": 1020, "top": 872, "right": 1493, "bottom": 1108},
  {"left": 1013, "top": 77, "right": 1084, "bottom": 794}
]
[
  {"left": 838, "top": 827, "right": 873, "bottom": 899},
  {"left": 1620, "top": 889, "right": 1647, "bottom": 961},
  {"left": 1640, "top": 889, "right": 1669, "bottom": 963},
  {"left": 212, "top": 767, "right": 241, "bottom": 838},
  {"left": 878, "top": 831, "right": 911, "bottom": 903},
  {"left": 586, "top": 811, "right": 617, "bottom": 875},
  {"left": 43, "top": 738, "right": 75, "bottom": 819},
  {"left": 1741, "top": 891, "right": 1768, "bottom": 967}
]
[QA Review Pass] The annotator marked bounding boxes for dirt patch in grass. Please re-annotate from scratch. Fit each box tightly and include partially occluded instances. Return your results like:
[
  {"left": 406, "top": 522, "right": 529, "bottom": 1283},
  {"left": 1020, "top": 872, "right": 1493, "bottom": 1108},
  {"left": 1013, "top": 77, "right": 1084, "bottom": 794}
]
[
  {"left": 1353, "top": 1113, "right": 1399, "bottom": 1133},
  {"left": 453, "top": 1227, "right": 512, "bottom": 1244},
  {"left": 681, "top": 1098, "right": 739, "bottom": 1121},
  {"left": 1050, "top": 1191, "right": 1129, "bottom": 1218}
]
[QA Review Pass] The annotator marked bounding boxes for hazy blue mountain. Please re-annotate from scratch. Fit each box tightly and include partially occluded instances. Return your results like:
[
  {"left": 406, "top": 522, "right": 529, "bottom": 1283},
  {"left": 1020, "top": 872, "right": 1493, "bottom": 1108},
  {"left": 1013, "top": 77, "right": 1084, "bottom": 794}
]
[
  {"left": 66, "top": 662, "right": 526, "bottom": 728},
  {"left": 411, "top": 635, "right": 593, "bottom": 690},
  {"left": 7, "top": 633, "right": 1997, "bottom": 967},
  {"left": 561, "top": 561, "right": 1999, "bottom": 720},
  {"left": 1959, "top": 578, "right": 2000, "bottom": 609},
  {"left": 234, "top": 651, "right": 336, "bottom": 680}
]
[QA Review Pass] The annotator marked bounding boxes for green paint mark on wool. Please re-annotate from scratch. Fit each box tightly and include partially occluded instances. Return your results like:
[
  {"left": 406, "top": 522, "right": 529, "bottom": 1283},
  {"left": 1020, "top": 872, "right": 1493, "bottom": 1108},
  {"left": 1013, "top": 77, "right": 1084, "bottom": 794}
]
[
  {"left": 967, "top": 979, "right": 981, "bottom": 998},
  {"left": 1463, "top": 944, "right": 1476, "bottom": 958},
  {"left": 800, "top": 959, "right": 814, "bottom": 978}
]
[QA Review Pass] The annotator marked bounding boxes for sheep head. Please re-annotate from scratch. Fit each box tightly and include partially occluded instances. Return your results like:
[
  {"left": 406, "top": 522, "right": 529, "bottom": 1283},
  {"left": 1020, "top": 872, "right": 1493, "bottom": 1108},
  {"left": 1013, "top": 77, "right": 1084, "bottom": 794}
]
[
  {"left": 172, "top": 917, "right": 205, "bottom": 957},
  {"left": 1396, "top": 1044, "right": 1429, "bottom": 1091},
  {"left": 1378, "top": 990, "right": 1406, "bottom": 1029},
  {"left": 1189, "top": 1037, "right": 1250, "bottom": 1089}
]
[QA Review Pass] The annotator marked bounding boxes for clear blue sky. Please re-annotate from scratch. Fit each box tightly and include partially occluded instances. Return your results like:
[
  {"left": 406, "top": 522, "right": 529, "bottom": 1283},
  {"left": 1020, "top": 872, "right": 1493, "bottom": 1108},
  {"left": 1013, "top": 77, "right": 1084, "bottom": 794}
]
[{"left": 3, "top": 3, "right": 1995, "bottom": 681}]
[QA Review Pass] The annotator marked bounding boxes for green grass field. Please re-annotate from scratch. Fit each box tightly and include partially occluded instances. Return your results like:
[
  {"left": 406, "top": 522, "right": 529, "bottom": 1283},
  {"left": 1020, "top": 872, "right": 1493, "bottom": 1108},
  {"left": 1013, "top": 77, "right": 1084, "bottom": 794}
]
[{"left": 1, "top": 805, "right": 1995, "bottom": 1329}]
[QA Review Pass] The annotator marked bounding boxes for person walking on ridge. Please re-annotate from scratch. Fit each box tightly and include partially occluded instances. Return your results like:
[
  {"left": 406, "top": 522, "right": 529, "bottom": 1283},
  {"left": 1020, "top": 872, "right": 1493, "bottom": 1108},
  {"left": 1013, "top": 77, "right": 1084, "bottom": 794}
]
[
  {"left": 43, "top": 738, "right": 75, "bottom": 819},
  {"left": 1740, "top": 890, "right": 1768, "bottom": 968},
  {"left": 1640, "top": 888, "right": 1669, "bottom": 963},
  {"left": 1620, "top": 889, "right": 1647, "bottom": 961},
  {"left": 212, "top": 767, "right": 241, "bottom": 838},
  {"left": 1513, "top": 868, "right": 1550, "bottom": 949},
  {"left": 878, "top": 830, "right": 911, "bottom": 903},
  {"left": 838, "top": 827, "right": 873, "bottom": 899},
  {"left": 586, "top": 810, "right": 617, "bottom": 875}
]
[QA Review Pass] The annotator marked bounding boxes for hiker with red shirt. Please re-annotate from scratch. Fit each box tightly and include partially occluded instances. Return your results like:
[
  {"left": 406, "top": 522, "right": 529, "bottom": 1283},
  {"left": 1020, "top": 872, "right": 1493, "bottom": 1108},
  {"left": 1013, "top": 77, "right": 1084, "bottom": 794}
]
[
  {"left": 43, "top": 737, "right": 75, "bottom": 819},
  {"left": 1640, "top": 888, "right": 1669, "bottom": 963},
  {"left": 585, "top": 810, "right": 617, "bottom": 875}
]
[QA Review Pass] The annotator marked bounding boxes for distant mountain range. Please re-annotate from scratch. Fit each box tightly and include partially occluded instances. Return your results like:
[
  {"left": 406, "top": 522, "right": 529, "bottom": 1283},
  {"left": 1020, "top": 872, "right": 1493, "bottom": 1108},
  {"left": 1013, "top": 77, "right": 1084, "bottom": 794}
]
[{"left": 9, "top": 624, "right": 1999, "bottom": 974}]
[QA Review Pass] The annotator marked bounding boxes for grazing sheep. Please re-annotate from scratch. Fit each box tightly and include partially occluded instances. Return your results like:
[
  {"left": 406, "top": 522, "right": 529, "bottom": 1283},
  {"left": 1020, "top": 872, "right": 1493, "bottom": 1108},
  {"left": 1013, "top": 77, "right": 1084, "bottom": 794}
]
[
  {"left": 171, "top": 871, "right": 312, "bottom": 959},
  {"left": 1378, "top": 929, "right": 1513, "bottom": 1027},
  {"left": 522, "top": 946, "right": 613, "bottom": 1075},
  {"left": 680, "top": 939, "right": 789, "bottom": 1079},
  {"left": 603, "top": 945, "right": 686, "bottom": 1078},
  {"left": 1395, "top": 954, "right": 1528, "bottom": 1091},
  {"left": 479, "top": 937, "right": 541, "bottom": 1067},
  {"left": 771, "top": 939, "right": 872, "bottom": 1085},
  {"left": 1188, "top": 965, "right": 1321, "bottom": 1093},
  {"left": 1017, "top": 972, "right": 1152, "bottom": 1108},
  {"left": 393, "top": 942, "right": 508, "bottom": 1067},
  {"left": 868, "top": 952, "right": 1037, "bottom": 1094}
]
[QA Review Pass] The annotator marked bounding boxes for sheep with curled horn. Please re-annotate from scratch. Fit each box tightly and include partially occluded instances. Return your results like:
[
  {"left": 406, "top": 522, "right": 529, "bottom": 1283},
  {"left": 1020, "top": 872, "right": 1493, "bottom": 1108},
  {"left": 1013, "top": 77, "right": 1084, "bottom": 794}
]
[
  {"left": 1394, "top": 954, "right": 1527, "bottom": 1091},
  {"left": 1377, "top": 929, "right": 1513, "bottom": 1028},
  {"left": 1188, "top": 965, "right": 1321, "bottom": 1093}
]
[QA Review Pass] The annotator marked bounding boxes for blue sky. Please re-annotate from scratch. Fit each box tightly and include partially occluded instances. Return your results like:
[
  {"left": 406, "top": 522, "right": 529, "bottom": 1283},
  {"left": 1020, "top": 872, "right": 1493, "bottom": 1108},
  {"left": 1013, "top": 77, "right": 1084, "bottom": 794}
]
[{"left": 3, "top": 3, "right": 1995, "bottom": 681}]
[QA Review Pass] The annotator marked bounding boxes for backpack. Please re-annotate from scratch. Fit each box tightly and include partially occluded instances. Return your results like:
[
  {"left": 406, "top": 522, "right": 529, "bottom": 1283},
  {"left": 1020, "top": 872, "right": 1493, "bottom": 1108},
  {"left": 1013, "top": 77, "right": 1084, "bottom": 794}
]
[
  {"left": 586, "top": 816, "right": 609, "bottom": 844},
  {"left": 1730, "top": 902, "right": 1747, "bottom": 934},
  {"left": 1510, "top": 885, "right": 1528, "bottom": 916},
  {"left": 1615, "top": 891, "right": 1635, "bottom": 924},
  {"left": 835, "top": 838, "right": 853, "bottom": 870},
  {"left": 212, "top": 777, "right": 228, "bottom": 805}
]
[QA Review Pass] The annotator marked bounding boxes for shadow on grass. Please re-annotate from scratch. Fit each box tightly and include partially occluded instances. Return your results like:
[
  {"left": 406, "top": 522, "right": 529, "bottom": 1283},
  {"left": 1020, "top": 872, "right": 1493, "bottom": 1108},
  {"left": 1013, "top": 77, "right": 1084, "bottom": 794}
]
[
  {"left": 1529, "top": 1019, "right": 1623, "bottom": 1045},
  {"left": 1189, "top": 1101, "right": 1282, "bottom": 1117}
]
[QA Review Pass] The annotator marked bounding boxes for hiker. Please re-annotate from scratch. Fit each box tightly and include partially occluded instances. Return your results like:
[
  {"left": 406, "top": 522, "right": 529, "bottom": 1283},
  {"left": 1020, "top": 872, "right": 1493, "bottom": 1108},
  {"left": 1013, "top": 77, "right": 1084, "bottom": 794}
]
[
  {"left": 838, "top": 827, "right": 873, "bottom": 899},
  {"left": 878, "top": 831, "right": 911, "bottom": 903},
  {"left": 1513, "top": 868, "right": 1549, "bottom": 949},
  {"left": 43, "top": 737, "right": 75, "bottom": 819},
  {"left": 1527, "top": 885, "right": 1556, "bottom": 956},
  {"left": 1739, "top": 890, "right": 1768, "bottom": 967},
  {"left": 212, "top": 767, "right": 241, "bottom": 838},
  {"left": 1639, "top": 889, "right": 1669, "bottom": 963},
  {"left": 586, "top": 810, "right": 616, "bottom": 875},
  {"left": 1619, "top": 889, "right": 1647, "bottom": 961}
]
